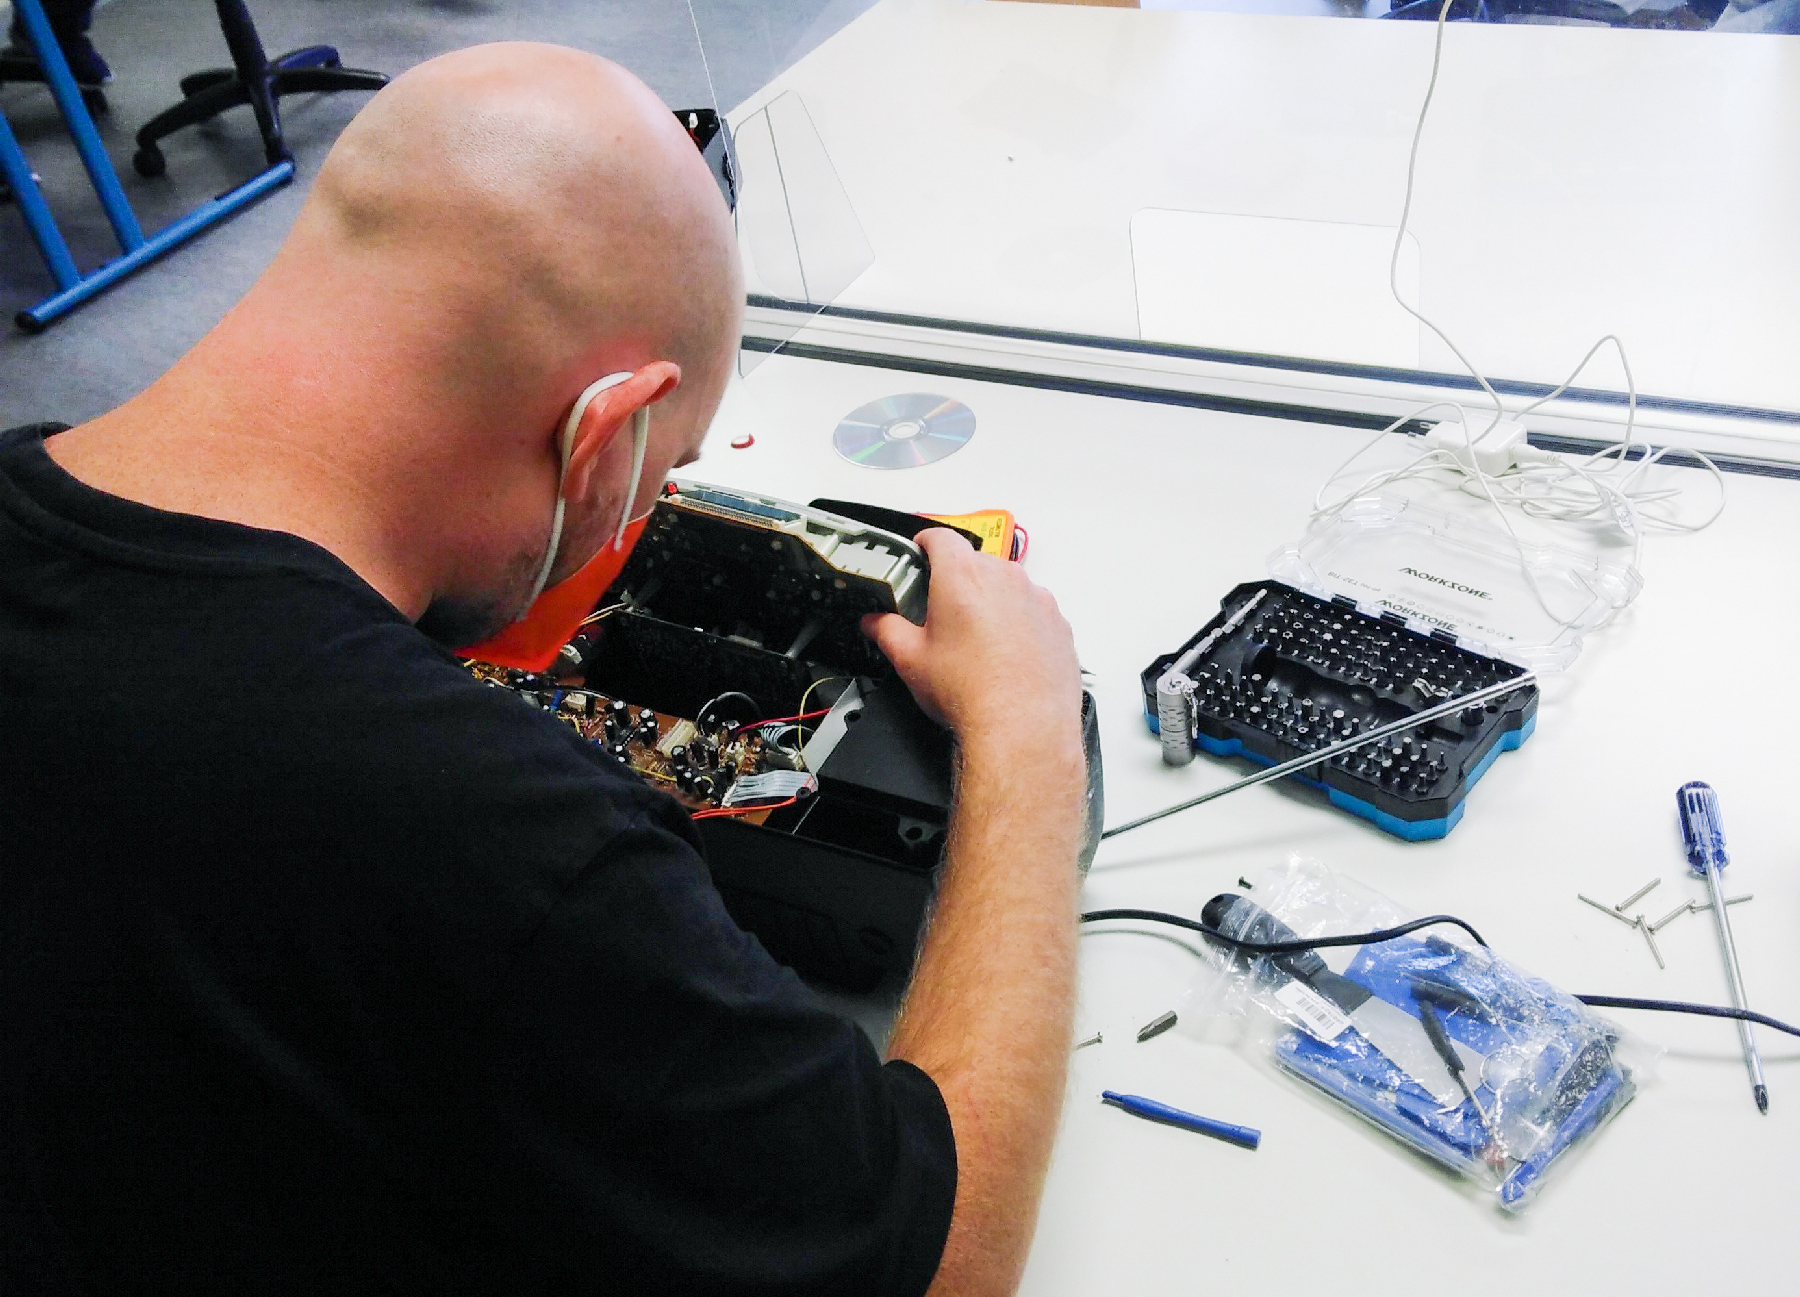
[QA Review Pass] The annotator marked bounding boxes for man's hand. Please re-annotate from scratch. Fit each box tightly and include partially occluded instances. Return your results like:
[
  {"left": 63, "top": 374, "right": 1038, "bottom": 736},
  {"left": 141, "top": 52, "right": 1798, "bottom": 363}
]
[
  {"left": 861, "top": 528, "right": 1081, "bottom": 750},
  {"left": 871, "top": 528, "right": 1088, "bottom": 1297}
]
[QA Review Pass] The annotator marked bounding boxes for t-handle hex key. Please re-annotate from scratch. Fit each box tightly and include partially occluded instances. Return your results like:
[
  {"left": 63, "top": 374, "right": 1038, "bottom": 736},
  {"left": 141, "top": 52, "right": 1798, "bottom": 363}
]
[
  {"left": 1678, "top": 781, "right": 1767, "bottom": 1114},
  {"left": 1103, "top": 673, "right": 1536, "bottom": 840}
]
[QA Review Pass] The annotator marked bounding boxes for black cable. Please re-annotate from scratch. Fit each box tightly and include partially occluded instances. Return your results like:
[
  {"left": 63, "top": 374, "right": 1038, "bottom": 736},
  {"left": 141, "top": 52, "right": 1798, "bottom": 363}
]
[
  {"left": 1575, "top": 995, "right": 1800, "bottom": 1040},
  {"left": 696, "top": 691, "right": 759, "bottom": 724},
  {"left": 1079, "top": 907, "right": 1488, "bottom": 955},
  {"left": 1079, "top": 908, "right": 1800, "bottom": 1039}
]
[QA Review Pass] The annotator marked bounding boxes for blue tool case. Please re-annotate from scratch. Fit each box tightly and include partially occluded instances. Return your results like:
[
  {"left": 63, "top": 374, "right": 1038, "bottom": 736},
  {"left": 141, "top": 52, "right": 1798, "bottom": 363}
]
[
  {"left": 1141, "top": 578, "right": 1537, "bottom": 838},
  {"left": 1141, "top": 493, "right": 1638, "bottom": 838}
]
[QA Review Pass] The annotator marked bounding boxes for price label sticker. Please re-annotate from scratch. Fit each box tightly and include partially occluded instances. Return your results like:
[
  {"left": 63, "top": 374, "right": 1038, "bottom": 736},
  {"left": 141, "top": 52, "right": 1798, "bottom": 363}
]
[{"left": 1274, "top": 981, "right": 1352, "bottom": 1043}]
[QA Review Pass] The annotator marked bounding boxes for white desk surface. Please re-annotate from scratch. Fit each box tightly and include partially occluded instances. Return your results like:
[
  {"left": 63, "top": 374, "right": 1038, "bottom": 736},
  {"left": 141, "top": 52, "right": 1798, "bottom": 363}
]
[
  {"left": 728, "top": 0, "right": 1800, "bottom": 418},
  {"left": 697, "top": 351, "right": 1798, "bottom": 1296}
]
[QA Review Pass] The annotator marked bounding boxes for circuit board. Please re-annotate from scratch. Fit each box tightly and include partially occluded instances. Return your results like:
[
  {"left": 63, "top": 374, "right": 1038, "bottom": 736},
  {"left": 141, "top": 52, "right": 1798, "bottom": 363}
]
[{"left": 466, "top": 662, "right": 813, "bottom": 822}]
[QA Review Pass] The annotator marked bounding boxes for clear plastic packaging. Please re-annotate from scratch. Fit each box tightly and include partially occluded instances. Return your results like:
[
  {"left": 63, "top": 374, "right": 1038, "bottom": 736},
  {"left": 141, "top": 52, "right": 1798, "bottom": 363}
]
[
  {"left": 1267, "top": 492, "right": 1643, "bottom": 673},
  {"left": 1188, "top": 859, "right": 1655, "bottom": 1210}
]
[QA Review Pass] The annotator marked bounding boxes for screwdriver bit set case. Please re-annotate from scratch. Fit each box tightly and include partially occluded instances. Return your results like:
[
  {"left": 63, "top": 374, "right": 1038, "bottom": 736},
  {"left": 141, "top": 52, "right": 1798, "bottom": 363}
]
[{"left": 1141, "top": 494, "right": 1639, "bottom": 838}]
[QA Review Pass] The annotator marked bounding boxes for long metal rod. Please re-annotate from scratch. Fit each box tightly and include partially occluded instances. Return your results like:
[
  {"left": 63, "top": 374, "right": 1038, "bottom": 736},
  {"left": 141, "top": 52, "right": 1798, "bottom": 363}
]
[
  {"left": 1103, "top": 672, "right": 1537, "bottom": 839},
  {"left": 1702, "top": 861, "right": 1767, "bottom": 1112}
]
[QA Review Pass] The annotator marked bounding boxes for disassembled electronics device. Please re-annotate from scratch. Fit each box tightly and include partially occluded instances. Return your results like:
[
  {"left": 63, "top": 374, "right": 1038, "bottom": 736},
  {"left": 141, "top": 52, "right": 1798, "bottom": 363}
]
[
  {"left": 472, "top": 480, "right": 1103, "bottom": 988},
  {"left": 1143, "top": 579, "right": 1536, "bottom": 840}
]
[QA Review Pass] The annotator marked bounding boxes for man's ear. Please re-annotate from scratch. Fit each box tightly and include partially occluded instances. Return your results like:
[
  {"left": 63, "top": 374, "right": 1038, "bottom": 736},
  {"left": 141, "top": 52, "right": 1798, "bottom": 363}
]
[{"left": 563, "top": 361, "right": 681, "bottom": 502}]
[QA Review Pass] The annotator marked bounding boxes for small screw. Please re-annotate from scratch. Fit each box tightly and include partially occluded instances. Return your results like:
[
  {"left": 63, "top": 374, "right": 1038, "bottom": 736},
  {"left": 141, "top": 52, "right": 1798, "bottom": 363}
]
[
  {"left": 1238, "top": 877, "right": 1253, "bottom": 890},
  {"left": 1074, "top": 1032, "right": 1103, "bottom": 1050},
  {"left": 1579, "top": 894, "right": 1639, "bottom": 927},
  {"left": 1649, "top": 902, "right": 1689, "bottom": 933},
  {"left": 1615, "top": 879, "right": 1660, "bottom": 912},
  {"left": 1689, "top": 894, "right": 1752, "bottom": 913},
  {"left": 1638, "top": 917, "right": 1665, "bottom": 970},
  {"left": 1136, "top": 1011, "right": 1179, "bottom": 1043}
]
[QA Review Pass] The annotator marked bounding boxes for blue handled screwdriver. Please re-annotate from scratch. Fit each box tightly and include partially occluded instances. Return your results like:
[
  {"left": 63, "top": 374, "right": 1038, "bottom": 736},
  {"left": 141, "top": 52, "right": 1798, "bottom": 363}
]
[{"left": 1677, "top": 781, "right": 1767, "bottom": 1114}]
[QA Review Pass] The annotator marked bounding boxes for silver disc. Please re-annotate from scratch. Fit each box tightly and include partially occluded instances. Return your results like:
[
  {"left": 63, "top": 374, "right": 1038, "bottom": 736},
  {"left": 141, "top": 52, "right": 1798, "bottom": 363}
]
[{"left": 833, "top": 394, "right": 975, "bottom": 469}]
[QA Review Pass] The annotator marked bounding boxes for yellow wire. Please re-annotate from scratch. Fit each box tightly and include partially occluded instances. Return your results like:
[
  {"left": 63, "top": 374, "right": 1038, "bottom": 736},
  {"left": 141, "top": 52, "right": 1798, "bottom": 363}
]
[
  {"left": 579, "top": 602, "right": 628, "bottom": 629},
  {"left": 797, "top": 676, "right": 848, "bottom": 723}
]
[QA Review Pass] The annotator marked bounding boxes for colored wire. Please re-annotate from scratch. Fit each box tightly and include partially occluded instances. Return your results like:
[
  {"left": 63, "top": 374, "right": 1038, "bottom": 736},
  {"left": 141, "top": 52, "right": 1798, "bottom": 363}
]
[
  {"left": 797, "top": 676, "right": 849, "bottom": 725},
  {"left": 691, "top": 796, "right": 799, "bottom": 821},
  {"left": 732, "top": 708, "right": 831, "bottom": 734},
  {"left": 578, "top": 602, "right": 628, "bottom": 629},
  {"left": 755, "top": 722, "right": 811, "bottom": 772},
  {"left": 1078, "top": 909, "right": 1800, "bottom": 1038}
]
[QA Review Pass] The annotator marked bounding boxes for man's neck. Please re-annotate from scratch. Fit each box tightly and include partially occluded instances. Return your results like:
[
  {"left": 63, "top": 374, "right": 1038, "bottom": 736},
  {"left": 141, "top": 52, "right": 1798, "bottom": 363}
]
[{"left": 45, "top": 340, "right": 435, "bottom": 619}]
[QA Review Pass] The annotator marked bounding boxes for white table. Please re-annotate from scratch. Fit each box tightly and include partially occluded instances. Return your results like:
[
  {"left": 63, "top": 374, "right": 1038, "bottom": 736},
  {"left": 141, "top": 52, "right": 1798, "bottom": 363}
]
[
  {"left": 697, "top": 3, "right": 1799, "bottom": 1292},
  {"left": 698, "top": 347, "right": 1796, "bottom": 1295}
]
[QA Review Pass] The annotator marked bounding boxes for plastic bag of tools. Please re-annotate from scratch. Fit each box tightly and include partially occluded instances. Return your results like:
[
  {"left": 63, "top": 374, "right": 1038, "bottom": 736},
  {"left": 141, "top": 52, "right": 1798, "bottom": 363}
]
[{"left": 1185, "top": 858, "right": 1657, "bottom": 1210}]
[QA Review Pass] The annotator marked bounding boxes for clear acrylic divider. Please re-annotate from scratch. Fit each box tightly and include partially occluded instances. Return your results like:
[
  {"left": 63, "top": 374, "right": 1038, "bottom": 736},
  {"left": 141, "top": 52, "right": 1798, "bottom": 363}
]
[{"left": 730, "top": 90, "right": 875, "bottom": 377}]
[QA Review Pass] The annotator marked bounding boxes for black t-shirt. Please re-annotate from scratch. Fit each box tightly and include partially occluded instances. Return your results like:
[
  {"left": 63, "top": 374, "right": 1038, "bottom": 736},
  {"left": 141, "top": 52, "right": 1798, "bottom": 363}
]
[{"left": 0, "top": 424, "right": 955, "bottom": 1295}]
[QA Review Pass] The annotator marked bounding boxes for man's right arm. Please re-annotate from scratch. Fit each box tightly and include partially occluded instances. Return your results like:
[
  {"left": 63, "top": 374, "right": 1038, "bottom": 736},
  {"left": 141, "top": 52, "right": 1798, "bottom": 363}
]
[{"left": 865, "top": 530, "right": 1089, "bottom": 1297}]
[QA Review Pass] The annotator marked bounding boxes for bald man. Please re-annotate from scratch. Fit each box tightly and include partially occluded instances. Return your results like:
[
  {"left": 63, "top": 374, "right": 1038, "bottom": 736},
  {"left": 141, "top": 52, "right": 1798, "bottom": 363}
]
[{"left": 0, "top": 43, "right": 1087, "bottom": 1297}]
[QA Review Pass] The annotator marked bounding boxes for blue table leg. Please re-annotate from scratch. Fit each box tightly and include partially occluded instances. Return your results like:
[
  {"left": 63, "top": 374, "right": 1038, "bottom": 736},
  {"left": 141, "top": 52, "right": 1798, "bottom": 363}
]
[
  {"left": 15, "top": 159, "right": 294, "bottom": 332},
  {"left": 5, "top": 0, "right": 297, "bottom": 332},
  {"left": 11, "top": 0, "right": 143, "bottom": 251},
  {"left": 0, "top": 107, "right": 81, "bottom": 289}
]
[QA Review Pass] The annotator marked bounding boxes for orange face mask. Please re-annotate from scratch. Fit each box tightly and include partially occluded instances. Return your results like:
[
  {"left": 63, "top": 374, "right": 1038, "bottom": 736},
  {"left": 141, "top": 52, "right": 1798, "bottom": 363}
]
[{"left": 457, "top": 511, "right": 650, "bottom": 672}]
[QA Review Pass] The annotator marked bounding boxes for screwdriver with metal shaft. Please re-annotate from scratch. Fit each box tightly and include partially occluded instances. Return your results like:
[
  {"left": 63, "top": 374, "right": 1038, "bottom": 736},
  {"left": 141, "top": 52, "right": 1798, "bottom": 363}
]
[
  {"left": 1677, "top": 781, "right": 1767, "bottom": 1114},
  {"left": 1103, "top": 673, "right": 1535, "bottom": 840}
]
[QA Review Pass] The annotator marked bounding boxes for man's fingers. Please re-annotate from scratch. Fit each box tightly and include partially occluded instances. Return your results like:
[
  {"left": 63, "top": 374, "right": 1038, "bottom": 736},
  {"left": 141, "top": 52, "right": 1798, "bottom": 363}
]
[
  {"left": 862, "top": 611, "right": 925, "bottom": 669},
  {"left": 913, "top": 526, "right": 980, "bottom": 567}
]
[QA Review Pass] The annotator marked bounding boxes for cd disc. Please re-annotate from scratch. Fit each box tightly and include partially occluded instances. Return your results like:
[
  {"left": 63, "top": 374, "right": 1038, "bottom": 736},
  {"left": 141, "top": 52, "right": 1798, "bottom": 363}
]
[{"left": 833, "top": 394, "right": 975, "bottom": 469}]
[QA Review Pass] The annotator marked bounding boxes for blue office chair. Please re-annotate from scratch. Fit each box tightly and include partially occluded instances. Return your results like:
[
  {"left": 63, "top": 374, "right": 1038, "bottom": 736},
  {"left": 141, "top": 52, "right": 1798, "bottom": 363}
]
[{"left": 131, "top": 0, "right": 386, "bottom": 178}]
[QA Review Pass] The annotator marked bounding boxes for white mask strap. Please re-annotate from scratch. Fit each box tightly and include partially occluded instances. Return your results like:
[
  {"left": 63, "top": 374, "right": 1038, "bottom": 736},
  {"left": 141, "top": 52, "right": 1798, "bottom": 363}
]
[
  {"left": 615, "top": 405, "right": 651, "bottom": 551},
  {"left": 520, "top": 371, "right": 635, "bottom": 612}
]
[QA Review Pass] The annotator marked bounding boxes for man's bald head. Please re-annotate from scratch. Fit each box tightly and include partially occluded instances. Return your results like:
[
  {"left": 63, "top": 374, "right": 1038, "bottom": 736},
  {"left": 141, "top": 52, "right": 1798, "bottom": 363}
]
[
  {"left": 60, "top": 44, "right": 743, "bottom": 640},
  {"left": 285, "top": 42, "right": 740, "bottom": 424}
]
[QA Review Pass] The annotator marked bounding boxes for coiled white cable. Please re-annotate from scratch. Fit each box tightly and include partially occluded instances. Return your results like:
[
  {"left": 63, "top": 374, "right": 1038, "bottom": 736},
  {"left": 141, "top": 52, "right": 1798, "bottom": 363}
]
[{"left": 1308, "top": 0, "right": 1726, "bottom": 631}]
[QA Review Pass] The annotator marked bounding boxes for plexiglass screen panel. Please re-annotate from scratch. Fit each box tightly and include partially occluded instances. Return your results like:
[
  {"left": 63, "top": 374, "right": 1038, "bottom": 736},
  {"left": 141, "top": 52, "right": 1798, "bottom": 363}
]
[{"left": 685, "top": 0, "right": 1800, "bottom": 433}]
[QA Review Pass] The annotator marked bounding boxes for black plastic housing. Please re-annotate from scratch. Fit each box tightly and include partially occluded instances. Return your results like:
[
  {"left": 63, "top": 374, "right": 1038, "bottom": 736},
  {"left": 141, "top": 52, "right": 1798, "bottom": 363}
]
[{"left": 580, "top": 486, "right": 1103, "bottom": 988}]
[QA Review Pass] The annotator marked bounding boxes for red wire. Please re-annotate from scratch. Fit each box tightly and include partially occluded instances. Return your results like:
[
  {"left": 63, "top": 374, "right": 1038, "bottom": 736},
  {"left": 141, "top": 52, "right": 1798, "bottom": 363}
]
[
  {"left": 691, "top": 796, "right": 799, "bottom": 821},
  {"left": 731, "top": 709, "right": 829, "bottom": 733}
]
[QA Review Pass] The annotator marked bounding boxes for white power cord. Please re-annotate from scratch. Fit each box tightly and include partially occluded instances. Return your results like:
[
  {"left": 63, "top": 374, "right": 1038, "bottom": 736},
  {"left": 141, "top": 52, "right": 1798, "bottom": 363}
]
[{"left": 1308, "top": 0, "right": 1726, "bottom": 631}]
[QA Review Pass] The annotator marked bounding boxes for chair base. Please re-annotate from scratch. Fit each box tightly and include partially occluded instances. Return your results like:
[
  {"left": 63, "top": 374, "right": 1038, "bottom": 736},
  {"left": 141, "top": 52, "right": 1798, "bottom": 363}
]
[{"left": 132, "top": 19, "right": 386, "bottom": 179}]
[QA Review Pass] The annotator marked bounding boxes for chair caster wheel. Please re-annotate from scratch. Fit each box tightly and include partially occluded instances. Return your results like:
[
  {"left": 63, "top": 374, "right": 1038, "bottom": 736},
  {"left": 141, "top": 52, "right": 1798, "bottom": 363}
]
[{"left": 132, "top": 146, "right": 166, "bottom": 178}]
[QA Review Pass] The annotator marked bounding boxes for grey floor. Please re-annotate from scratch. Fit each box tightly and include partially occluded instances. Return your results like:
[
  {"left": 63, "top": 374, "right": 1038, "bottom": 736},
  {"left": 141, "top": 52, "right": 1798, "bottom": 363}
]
[{"left": 0, "top": 0, "right": 875, "bottom": 426}]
